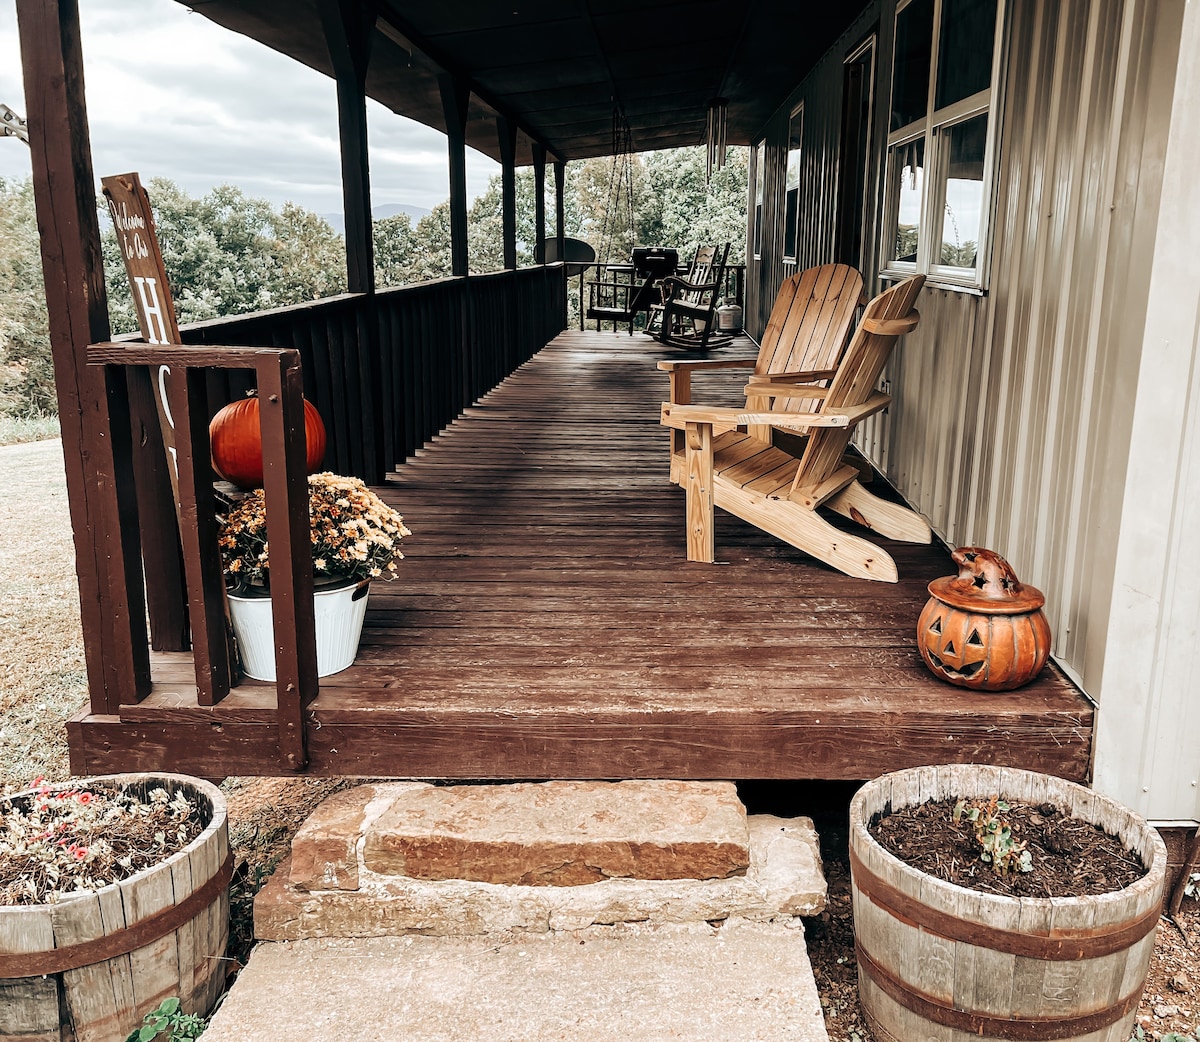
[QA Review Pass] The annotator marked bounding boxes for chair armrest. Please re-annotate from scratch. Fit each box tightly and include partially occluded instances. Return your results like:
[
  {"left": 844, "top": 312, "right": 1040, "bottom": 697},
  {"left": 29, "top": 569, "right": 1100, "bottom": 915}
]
[
  {"left": 743, "top": 383, "right": 831, "bottom": 398},
  {"left": 752, "top": 368, "right": 839, "bottom": 383},
  {"left": 662, "top": 277, "right": 715, "bottom": 292},
  {"left": 660, "top": 403, "right": 747, "bottom": 430},
  {"left": 657, "top": 357, "right": 759, "bottom": 373},
  {"left": 740, "top": 391, "right": 891, "bottom": 428}
]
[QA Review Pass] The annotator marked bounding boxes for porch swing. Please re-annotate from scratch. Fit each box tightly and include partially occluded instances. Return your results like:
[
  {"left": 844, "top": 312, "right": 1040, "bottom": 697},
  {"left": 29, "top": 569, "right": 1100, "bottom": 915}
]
[{"left": 584, "top": 108, "right": 678, "bottom": 333}]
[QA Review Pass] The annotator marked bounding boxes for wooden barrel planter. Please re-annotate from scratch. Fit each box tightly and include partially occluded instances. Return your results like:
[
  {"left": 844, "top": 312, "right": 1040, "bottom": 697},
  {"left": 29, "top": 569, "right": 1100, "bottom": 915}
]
[
  {"left": 850, "top": 765, "right": 1166, "bottom": 1042},
  {"left": 0, "top": 774, "right": 230, "bottom": 1042}
]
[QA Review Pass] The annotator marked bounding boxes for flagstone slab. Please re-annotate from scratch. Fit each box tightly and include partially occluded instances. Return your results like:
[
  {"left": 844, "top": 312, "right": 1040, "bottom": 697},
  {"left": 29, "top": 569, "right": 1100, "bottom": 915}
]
[
  {"left": 360, "top": 780, "right": 750, "bottom": 885},
  {"left": 258, "top": 814, "right": 824, "bottom": 940}
]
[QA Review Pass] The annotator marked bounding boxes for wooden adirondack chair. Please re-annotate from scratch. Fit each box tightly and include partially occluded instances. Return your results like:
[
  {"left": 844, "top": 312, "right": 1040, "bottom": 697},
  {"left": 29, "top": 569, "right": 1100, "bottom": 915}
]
[
  {"left": 657, "top": 263, "right": 865, "bottom": 480},
  {"left": 660, "top": 273, "right": 929, "bottom": 582},
  {"left": 650, "top": 243, "right": 730, "bottom": 350}
]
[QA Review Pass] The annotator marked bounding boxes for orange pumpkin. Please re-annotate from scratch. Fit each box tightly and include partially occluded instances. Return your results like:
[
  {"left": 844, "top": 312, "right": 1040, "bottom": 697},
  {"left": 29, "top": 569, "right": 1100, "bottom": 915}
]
[
  {"left": 209, "top": 392, "right": 326, "bottom": 489},
  {"left": 916, "top": 547, "right": 1052, "bottom": 692}
]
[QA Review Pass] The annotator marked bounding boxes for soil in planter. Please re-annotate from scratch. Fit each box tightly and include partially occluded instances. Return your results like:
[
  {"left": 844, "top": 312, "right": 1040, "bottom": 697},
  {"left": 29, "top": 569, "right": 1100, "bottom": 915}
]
[{"left": 869, "top": 797, "right": 1148, "bottom": 898}]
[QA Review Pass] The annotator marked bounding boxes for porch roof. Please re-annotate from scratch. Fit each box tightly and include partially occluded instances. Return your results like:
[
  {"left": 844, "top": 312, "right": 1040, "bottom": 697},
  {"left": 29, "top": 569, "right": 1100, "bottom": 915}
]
[{"left": 179, "top": 0, "right": 870, "bottom": 164}]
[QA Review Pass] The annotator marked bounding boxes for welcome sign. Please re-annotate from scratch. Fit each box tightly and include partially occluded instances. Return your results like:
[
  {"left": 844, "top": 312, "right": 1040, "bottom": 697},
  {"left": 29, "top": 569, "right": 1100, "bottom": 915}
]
[{"left": 101, "top": 172, "right": 183, "bottom": 494}]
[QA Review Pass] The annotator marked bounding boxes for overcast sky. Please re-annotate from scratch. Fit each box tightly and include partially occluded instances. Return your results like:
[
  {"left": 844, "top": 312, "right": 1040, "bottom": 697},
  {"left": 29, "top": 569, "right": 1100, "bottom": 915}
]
[{"left": 0, "top": 0, "right": 500, "bottom": 214}]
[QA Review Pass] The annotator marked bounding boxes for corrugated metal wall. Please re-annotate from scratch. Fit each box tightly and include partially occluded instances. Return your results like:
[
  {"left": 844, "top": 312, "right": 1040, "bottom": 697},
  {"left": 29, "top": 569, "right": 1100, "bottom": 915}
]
[
  {"left": 751, "top": 0, "right": 1183, "bottom": 707},
  {"left": 1092, "top": 0, "right": 1200, "bottom": 822}
]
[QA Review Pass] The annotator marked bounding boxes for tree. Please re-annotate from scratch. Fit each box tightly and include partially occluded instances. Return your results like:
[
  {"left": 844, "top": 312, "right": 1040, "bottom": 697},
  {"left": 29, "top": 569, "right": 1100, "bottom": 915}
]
[
  {"left": 102, "top": 179, "right": 347, "bottom": 333},
  {"left": 0, "top": 177, "right": 54, "bottom": 416},
  {"left": 638, "top": 147, "right": 749, "bottom": 263}
]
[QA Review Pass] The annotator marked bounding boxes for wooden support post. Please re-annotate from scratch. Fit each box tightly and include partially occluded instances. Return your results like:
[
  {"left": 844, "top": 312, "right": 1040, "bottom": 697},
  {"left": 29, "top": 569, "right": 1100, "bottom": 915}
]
[
  {"left": 318, "top": 0, "right": 375, "bottom": 295},
  {"left": 533, "top": 143, "right": 547, "bottom": 266},
  {"left": 685, "top": 422, "right": 715, "bottom": 563},
  {"left": 440, "top": 72, "right": 471, "bottom": 278},
  {"left": 257, "top": 352, "right": 318, "bottom": 772},
  {"left": 319, "top": 0, "right": 384, "bottom": 483},
  {"left": 498, "top": 116, "right": 518, "bottom": 271},
  {"left": 16, "top": 0, "right": 150, "bottom": 713},
  {"left": 553, "top": 158, "right": 566, "bottom": 257}
]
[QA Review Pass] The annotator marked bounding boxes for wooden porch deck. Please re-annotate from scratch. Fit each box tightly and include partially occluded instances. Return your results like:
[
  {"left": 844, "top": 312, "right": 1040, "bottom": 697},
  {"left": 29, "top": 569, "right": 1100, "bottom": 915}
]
[{"left": 69, "top": 330, "right": 1094, "bottom": 781}]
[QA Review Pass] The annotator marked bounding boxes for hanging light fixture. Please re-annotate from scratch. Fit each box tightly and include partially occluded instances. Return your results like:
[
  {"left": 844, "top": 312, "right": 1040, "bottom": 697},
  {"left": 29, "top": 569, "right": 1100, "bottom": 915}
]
[{"left": 705, "top": 97, "right": 728, "bottom": 184}]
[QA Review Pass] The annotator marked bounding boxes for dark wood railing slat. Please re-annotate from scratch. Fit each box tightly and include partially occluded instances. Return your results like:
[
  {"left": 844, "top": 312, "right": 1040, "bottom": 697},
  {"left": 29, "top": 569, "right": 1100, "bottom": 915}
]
[
  {"left": 256, "top": 351, "right": 318, "bottom": 771},
  {"left": 171, "top": 366, "right": 233, "bottom": 706}
]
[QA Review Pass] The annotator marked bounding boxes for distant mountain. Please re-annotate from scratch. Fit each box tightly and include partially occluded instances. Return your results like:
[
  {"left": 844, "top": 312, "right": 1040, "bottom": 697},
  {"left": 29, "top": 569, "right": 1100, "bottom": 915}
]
[{"left": 318, "top": 203, "right": 432, "bottom": 234}]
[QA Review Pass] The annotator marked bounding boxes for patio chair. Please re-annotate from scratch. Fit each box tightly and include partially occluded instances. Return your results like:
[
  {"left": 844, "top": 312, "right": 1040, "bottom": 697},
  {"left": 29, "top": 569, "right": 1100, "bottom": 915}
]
[
  {"left": 650, "top": 243, "right": 730, "bottom": 350},
  {"left": 660, "top": 273, "right": 929, "bottom": 582},
  {"left": 657, "top": 263, "right": 865, "bottom": 482},
  {"left": 586, "top": 247, "right": 678, "bottom": 333}
]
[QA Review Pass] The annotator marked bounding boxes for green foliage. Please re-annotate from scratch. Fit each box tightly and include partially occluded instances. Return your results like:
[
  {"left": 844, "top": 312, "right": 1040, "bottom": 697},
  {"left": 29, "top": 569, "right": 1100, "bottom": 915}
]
[
  {"left": 4, "top": 148, "right": 750, "bottom": 418},
  {"left": 637, "top": 147, "right": 749, "bottom": 264},
  {"left": 953, "top": 797, "right": 1033, "bottom": 875},
  {"left": 124, "top": 998, "right": 206, "bottom": 1042},
  {"left": 101, "top": 179, "right": 347, "bottom": 334},
  {"left": 0, "top": 177, "right": 54, "bottom": 417},
  {"left": 0, "top": 411, "right": 59, "bottom": 447}
]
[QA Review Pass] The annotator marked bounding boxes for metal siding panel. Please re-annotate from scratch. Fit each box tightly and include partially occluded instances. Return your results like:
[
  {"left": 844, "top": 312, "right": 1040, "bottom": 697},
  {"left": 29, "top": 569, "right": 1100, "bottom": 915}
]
[{"left": 767, "top": 0, "right": 1179, "bottom": 727}]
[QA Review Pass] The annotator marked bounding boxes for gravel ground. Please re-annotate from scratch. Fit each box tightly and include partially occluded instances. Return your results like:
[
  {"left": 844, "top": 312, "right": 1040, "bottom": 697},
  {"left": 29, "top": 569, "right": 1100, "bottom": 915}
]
[{"left": 2, "top": 436, "right": 1197, "bottom": 1040}]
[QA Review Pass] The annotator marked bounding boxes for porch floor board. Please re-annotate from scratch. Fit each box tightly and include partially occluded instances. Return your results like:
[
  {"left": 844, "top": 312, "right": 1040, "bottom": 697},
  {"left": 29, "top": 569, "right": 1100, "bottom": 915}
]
[{"left": 70, "top": 331, "right": 1093, "bottom": 780}]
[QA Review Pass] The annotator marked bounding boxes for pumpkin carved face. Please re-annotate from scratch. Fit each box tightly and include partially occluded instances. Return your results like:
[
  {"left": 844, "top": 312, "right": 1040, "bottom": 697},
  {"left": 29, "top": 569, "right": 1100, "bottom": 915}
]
[
  {"left": 917, "top": 600, "right": 1051, "bottom": 690},
  {"left": 917, "top": 547, "right": 1052, "bottom": 692}
]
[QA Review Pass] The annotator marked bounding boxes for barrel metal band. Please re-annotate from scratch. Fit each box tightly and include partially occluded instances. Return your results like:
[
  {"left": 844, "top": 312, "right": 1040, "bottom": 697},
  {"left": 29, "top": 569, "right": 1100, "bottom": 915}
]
[
  {"left": 850, "top": 844, "right": 1159, "bottom": 960},
  {"left": 856, "top": 940, "right": 1141, "bottom": 1041},
  {"left": 0, "top": 852, "right": 233, "bottom": 979}
]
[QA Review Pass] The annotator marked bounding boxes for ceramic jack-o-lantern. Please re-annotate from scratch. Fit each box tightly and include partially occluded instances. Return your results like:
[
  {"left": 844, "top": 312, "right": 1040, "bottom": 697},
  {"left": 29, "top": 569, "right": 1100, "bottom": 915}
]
[{"left": 917, "top": 547, "right": 1052, "bottom": 692}]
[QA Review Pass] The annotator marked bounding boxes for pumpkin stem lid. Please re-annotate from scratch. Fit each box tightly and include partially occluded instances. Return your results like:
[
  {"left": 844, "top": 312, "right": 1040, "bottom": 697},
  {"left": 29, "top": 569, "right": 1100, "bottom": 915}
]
[{"left": 927, "top": 546, "right": 1046, "bottom": 613}]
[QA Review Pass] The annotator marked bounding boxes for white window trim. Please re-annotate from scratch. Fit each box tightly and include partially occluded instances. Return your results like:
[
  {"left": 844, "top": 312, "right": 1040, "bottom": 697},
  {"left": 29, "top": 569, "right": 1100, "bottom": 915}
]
[
  {"left": 753, "top": 139, "right": 766, "bottom": 261},
  {"left": 782, "top": 103, "right": 805, "bottom": 263},
  {"left": 880, "top": 0, "right": 1008, "bottom": 292}
]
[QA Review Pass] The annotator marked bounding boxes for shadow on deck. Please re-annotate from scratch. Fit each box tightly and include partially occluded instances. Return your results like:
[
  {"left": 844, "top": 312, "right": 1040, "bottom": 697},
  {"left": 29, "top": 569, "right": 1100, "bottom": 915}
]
[{"left": 70, "top": 330, "right": 1093, "bottom": 781}]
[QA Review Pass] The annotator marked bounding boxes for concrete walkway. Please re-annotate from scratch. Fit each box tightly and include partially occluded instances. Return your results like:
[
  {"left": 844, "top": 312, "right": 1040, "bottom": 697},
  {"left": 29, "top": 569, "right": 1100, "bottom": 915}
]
[{"left": 202, "top": 920, "right": 828, "bottom": 1042}]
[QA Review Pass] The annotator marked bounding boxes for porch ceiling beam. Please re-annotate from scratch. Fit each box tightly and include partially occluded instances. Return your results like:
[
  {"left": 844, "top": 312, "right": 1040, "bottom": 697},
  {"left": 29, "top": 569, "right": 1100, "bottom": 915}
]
[{"left": 375, "top": 2, "right": 563, "bottom": 166}]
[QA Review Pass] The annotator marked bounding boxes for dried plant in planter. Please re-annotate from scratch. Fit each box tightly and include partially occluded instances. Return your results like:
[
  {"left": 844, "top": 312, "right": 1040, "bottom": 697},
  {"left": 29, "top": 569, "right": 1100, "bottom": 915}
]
[
  {"left": 217, "top": 472, "right": 411, "bottom": 594},
  {"left": 0, "top": 777, "right": 203, "bottom": 905}
]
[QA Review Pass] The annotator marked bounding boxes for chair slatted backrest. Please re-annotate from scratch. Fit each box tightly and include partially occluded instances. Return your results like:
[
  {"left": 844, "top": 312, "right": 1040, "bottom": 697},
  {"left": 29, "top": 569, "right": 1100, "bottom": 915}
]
[
  {"left": 792, "top": 274, "right": 925, "bottom": 496},
  {"left": 747, "top": 263, "right": 863, "bottom": 417},
  {"left": 673, "top": 243, "right": 729, "bottom": 309}
]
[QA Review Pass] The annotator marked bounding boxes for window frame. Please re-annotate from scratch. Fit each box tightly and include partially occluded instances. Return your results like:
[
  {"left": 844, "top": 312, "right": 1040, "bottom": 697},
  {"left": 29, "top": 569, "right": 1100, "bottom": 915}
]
[
  {"left": 782, "top": 103, "right": 804, "bottom": 263},
  {"left": 753, "top": 139, "right": 766, "bottom": 260},
  {"left": 880, "top": 0, "right": 1007, "bottom": 292}
]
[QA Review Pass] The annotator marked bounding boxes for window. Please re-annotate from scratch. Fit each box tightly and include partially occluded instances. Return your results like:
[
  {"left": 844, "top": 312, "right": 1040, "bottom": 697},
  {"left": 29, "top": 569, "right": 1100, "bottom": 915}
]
[
  {"left": 882, "top": 0, "right": 1004, "bottom": 288},
  {"left": 753, "top": 140, "right": 765, "bottom": 259},
  {"left": 783, "top": 107, "right": 803, "bottom": 261}
]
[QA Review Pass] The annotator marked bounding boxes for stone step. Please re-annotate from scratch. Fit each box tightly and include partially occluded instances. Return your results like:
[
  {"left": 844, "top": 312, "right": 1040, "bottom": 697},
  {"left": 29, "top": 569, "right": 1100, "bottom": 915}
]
[
  {"left": 256, "top": 781, "right": 826, "bottom": 940},
  {"left": 201, "top": 920, "right": 830, "bottom": 1042},
  {"left": 363, "top": 779, "right": 751, "bottom": 885},
  {"left": 288, "top": 780, "right": 752, "bottom": 892}
]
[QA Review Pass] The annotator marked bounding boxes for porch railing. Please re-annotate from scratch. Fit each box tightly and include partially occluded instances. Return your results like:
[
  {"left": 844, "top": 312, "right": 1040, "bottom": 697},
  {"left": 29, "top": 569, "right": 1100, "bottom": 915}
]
[{"left": 84, "top": 265, "right": 566, "bottom": 770}]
